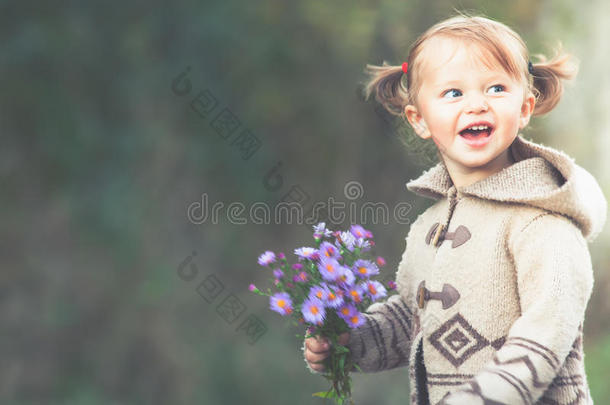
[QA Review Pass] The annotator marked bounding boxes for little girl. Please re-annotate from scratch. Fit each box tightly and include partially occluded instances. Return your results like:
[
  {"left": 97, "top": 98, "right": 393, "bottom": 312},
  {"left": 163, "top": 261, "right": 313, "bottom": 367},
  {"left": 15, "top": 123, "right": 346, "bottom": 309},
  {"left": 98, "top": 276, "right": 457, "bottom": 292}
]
[{"left": 304, "top": 14, "right": 607, "bottom": 405}]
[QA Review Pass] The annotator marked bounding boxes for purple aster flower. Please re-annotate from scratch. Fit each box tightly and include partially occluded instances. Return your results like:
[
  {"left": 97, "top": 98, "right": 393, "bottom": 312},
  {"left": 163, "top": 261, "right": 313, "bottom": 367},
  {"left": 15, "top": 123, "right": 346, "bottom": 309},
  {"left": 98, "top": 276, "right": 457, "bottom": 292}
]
[
  {"left": 313, "top": 222, "right": 333, "bottom": 238},
  {"left": 294, "top": 247, "right": 319, "bottom": 260},
  {"left": 317, "top": 257, "right": 343, "bottom": 282},
  {"left": 354, "top": 237, "right": 371, "bottom": 251},
  {"left": 293, "top": 271, "right": 309, "bottom": 283},
  {"left": 324, "top": 286, "right": 344, "bottom": 308},
  {"left": 353, "top": 259, "right": 380, "bottom": 279},
  {"left": 258, "top": 251, "right": 276, "bottom": 266},
  {"left": 302, "top": 298, "right": 326, "bottom": 325},
  {"left": 319, "top": 241, "right": 341, "bottom": 260},
  {"left": 270, "top": 292, "right": 293, "bottom": 316},
  {"left": 364, "top": 280, "right": 387, "bottom": 301},
  {"left": 308, "top": 285, "right": 329, "bottom": 301},
  {"left": 349, "top": 225, "right": 369, "bottom": 239},
  {"left": 345, "top": 283, "right": 365, "bottom": 304},
  {"left": 273, "top": 269, "right": 284, "bottom": 279},
  {"left": 345, "top": 311, "right": 366, "bottom": 329},
  {"left": 336, "top": 302, "right": 366, "bottom": 328},
  {"left": 387, "top": 280, "right": 397, "bottom": 290},
  {"left": 376, "top": 257, "right": 386, "bottom": 267},
  {"left": 292, "top": 263, "right": 303, "bottom": 270},
  {"left": 336, "top": 303, "right": 358, "bottom": 320},
  {"left": 336, "top": 267, "right": 355, "bottom": 286},
  {"left": 337, "top": 231, "right": 356, "bottom": 251}
]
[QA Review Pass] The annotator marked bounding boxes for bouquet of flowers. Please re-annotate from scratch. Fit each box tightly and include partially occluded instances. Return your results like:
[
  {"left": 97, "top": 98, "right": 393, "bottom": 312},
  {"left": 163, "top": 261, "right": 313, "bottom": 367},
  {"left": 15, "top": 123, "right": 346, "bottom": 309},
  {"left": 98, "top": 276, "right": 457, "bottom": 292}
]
[{"left": 249, "top": 222, "right": 397, "bottom": 404}]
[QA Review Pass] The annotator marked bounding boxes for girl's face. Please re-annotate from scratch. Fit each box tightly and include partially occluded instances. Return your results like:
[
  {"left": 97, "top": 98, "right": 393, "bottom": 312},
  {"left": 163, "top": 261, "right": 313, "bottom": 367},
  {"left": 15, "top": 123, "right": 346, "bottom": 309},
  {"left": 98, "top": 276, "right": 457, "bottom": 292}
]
[{"left": 405, "top": 37, "right": 535, "bottom": 186}]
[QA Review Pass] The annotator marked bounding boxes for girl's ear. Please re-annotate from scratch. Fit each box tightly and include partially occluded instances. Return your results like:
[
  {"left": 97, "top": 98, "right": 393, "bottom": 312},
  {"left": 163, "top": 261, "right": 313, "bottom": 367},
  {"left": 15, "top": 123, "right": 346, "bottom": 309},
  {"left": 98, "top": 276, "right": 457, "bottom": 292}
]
[
  {"left": 404, "top": 104, "right": 430, "bottom": 139},
  {"left": 519, "top": 93, "right": 536, "bottom": 129}
]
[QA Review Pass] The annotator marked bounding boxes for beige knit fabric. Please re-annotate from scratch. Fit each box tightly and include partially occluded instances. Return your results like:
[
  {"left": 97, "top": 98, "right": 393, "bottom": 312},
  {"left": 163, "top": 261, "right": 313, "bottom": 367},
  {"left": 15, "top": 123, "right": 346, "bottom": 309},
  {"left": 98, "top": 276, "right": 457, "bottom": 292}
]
[{"left": 344, "top": 134, "right": 607, "bottom": 404}]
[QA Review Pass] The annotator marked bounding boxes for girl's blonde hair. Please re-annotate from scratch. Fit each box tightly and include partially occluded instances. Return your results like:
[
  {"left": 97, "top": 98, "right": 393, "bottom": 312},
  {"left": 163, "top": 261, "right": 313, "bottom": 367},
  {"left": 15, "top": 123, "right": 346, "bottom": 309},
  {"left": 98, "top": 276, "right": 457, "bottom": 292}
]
[{"left": 363, "top": 13, "right": 578, "bottom": 118}]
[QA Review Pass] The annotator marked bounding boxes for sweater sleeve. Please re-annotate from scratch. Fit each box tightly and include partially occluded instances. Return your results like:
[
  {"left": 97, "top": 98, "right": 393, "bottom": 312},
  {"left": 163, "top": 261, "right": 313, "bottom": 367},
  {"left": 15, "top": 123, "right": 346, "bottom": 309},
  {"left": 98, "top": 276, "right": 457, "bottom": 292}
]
[
  {"left": 345, "top": 293, "right": 414, "bottom": 373},
  {"left": 439, "top": 213, "right": 594, "bottom": 405}
]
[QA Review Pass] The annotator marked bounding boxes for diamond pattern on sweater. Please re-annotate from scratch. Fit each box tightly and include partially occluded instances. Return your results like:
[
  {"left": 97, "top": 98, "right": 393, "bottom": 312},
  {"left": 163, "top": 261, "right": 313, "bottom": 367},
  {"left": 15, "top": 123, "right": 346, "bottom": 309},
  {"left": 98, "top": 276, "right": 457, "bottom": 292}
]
[
  {"left": 444, "top": 329, "right": 470, "bottom": 352},
  {"left": 429, "top": 313, "right": 490, "bottom": 367}
]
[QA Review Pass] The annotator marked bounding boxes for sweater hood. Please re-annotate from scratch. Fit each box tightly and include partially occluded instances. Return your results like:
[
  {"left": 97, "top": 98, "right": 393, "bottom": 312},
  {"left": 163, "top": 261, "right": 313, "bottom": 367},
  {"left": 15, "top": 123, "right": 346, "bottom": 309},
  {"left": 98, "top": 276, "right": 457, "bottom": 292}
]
[{"left": 406, "top": 134, "right": 608, "bottom": 242}]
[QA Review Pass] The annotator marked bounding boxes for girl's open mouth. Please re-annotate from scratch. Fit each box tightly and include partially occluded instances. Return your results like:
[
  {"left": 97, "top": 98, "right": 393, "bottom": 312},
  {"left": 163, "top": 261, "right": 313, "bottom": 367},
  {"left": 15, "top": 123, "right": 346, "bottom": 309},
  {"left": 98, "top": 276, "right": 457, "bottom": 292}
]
[{"left": 459, "top": 124, "right": 493, "bottom": 147}]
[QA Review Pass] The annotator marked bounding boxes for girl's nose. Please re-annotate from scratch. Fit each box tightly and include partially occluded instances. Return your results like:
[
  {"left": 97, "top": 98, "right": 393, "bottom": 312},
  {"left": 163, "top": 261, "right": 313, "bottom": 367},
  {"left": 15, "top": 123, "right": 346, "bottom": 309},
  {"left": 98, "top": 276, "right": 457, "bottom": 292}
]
[{"left": 464, "top": 93, "right": 489, "bottom": 113}]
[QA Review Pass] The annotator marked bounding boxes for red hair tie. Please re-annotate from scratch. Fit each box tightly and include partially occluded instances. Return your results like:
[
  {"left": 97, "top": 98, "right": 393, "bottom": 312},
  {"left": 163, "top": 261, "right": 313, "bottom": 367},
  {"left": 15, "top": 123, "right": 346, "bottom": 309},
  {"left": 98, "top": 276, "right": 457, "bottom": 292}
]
[{"left": 401, "top": 62, "right": 408, "bottom": 74}]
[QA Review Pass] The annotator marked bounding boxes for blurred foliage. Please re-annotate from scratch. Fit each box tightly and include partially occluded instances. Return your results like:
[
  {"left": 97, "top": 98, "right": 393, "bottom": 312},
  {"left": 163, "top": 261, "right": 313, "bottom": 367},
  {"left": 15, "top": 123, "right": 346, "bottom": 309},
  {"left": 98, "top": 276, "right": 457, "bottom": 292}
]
[{"left": 1, "top": 0, "right": 608, "bottom": 404}]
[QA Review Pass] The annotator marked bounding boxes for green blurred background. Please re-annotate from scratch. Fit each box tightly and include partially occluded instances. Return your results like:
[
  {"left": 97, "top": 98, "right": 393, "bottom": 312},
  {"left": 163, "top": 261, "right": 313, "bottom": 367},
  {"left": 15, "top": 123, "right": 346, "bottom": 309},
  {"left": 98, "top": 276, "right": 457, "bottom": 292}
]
[{"left": 2, "top": 0, "right": 609, "bottom": 404}]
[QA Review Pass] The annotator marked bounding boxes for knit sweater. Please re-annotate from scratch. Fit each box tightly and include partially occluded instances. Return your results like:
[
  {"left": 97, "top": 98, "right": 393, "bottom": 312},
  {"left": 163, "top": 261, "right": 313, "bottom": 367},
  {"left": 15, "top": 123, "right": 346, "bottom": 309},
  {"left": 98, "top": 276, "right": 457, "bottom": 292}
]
[{"left": 344, "top": 134, "right": 607, "bottom": 404}]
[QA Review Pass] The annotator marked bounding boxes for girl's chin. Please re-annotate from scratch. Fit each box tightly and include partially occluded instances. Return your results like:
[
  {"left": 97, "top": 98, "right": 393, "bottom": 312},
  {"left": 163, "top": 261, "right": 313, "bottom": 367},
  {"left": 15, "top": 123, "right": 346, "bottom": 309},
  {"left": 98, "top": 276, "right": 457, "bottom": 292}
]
[{"left": 444, "top": 153, "right": 497, "bottom": 169}]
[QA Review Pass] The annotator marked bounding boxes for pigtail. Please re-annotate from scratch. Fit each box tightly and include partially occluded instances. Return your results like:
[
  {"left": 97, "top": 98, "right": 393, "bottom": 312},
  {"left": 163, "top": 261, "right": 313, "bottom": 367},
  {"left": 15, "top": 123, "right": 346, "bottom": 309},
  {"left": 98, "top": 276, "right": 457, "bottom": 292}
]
[
  {"left": 362, "top": 62, "right": 409, "bottom": 117},
  {"left": 530, "top": 43, "right": 579, "bottom": 116}
]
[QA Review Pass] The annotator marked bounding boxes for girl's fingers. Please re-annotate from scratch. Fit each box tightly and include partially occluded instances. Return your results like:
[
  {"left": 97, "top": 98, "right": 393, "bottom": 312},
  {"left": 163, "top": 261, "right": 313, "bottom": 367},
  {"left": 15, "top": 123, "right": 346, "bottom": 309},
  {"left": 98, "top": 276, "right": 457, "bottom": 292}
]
[
  {"left": 305, "top": 349, "right": 329, "bottom": 365},
  {"left": 309, "top": 362, "right": 326, "bottom": 372},
  {"left": 307, "top": 357, "right": 328, "bottom": 372},
  {"left": 303, "top": 332, "right": 352, "bottom": 373},
  {"left": 306, "top": 336, "right": 330, "bottom": 353},
  {"left": 304, "top": 334, "right": 351, "bottom": 372}
]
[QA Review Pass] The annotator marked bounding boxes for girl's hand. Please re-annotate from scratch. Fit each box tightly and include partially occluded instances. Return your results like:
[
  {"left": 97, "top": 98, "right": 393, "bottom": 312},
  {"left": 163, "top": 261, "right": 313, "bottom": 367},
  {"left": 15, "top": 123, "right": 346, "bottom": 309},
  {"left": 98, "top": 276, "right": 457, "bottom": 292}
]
[{"left": 304, "top": 332, "right": 350, "bottom": 372}]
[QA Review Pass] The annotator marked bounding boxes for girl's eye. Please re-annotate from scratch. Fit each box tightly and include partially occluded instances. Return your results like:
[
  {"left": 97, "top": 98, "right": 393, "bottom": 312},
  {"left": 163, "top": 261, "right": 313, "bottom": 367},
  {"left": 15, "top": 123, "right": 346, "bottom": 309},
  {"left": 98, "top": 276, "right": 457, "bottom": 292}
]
[
  {"left": 442, "top": 89, "right": 462, "bottom": 98},
  {"left": 488, "top": 84, "right": 505, "bottom": 94}
]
